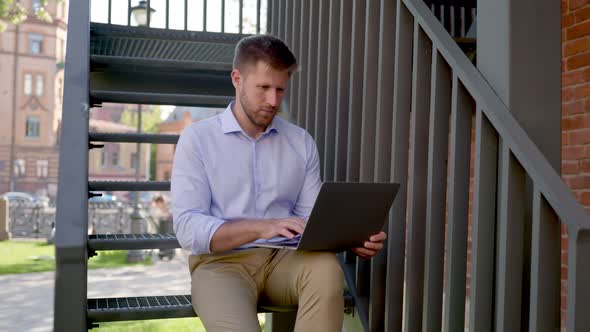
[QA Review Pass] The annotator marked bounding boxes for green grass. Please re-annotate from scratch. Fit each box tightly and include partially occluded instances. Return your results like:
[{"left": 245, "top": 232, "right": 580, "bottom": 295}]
[
  {"left": 93, "top": 315, "right": 265, "bottom": 331},
  {"left": 0, "top": 240, "right": 152, "bottom": 275}
]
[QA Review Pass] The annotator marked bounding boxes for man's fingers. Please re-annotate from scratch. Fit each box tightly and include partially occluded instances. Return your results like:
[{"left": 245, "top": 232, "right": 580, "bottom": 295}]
[
  {"left": 353, "top": 247, "right": 377, "bottom": 257},
  {"left": 369, "top": 231, "right": 387, "bottom": 242},
  {"left": 364, "top": 241, "right": 383, "bottom": 251},
  {"left": 279, "top": 229, "right": 297, "bottom": 239}
]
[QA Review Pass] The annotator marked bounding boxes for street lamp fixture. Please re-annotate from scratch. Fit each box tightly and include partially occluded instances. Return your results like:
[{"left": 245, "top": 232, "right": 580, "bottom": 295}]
[{"left": 130, "top": 0, "right": 155, "bottom": 27}]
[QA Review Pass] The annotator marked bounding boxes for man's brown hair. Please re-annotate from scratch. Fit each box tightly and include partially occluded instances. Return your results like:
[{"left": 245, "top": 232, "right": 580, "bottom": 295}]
[{"left": 233, "top": 35, "right": 298, "bottom": 75}]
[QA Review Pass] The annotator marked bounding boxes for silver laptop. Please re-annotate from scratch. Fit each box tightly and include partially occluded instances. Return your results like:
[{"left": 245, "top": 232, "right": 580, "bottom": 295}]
[{"left": 253, "top": 182, "right": 399, "bottom": 252}]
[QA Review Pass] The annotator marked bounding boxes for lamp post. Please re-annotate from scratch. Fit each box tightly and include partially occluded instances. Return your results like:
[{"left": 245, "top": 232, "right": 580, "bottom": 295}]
[{"left": 126, "top": 1, "right": 155, "bottom": 263}]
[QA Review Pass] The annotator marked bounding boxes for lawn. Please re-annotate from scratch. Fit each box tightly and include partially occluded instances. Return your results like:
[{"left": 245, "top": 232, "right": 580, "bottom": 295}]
[
  {"left": 0, "top": 240, "right": 152, "bottom": 275},
  {"left": 93, "top": 315, "right": 265, "bottom": 331}
]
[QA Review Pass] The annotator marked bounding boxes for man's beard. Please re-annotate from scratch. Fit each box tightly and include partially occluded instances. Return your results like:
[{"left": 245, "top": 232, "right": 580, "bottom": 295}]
[{"left": 240, "top": 92, "right": 274, "bottom": 128}]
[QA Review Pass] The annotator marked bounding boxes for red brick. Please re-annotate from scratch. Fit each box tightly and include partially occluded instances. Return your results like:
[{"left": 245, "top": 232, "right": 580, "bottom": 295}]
[
  {"left": 568, "top": 128, "right": 590, "bottom": 144},
  {"left": 564, "top": 13, "right": 576, "bottom": 28},
  {"left": 562, "top": 160, "right": 580, "bottom": 174},
  {"left": 566, "top": 51, "right": 590, "bottom": 70},
  {"left": 563, "top": 67, "right": 590, "bottom": 86},
  {"left": 571, "top": 0, "right": 590, "bottom": 10},
  {"left": 565, "top": 174, "right": 590, "bottom": 189},
  {"left": 563, "top": 131, "right": 569, "bottom": 146},
  {"left": 563, "top": 0, "right": 568, "bottom": 12},
  {"left": 564, "top": 37, "right": 590, "bottom": 57},
  {"left": 567, "top": 20, "right": 590, "bottom": 40},
  {"left": 564, "top": 113, "right": 590, "bottom": 130},
  {"left": 563, "top": 87, "right": 576, "bottom": 102},
  {"left": 575, "top": 6, "right": 590, "bottom": 23},
  {"left": 562, "top": 100, "right": 586, "bottom": 115},
  {"left": 563, "top": 145, "right": 590, "bottom": 160},
  {"left": 579, "top": 191, "right": 590, "bottom": 205},
  {"left": 580, "top": 159, "right": 590, "bottom": 171}
]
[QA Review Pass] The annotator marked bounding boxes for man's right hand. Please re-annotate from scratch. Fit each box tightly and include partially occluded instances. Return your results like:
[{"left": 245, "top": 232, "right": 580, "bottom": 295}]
[{"left": 256, "top": 217, "right": 306, "bottom": 239}]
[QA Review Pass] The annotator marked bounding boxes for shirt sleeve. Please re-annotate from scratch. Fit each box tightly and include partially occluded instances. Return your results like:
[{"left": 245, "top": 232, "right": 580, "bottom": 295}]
[
  {"left": 171, "top": 126, "right": 226, "bottom": 255},
  {"left": 291, "top": 132, "right": 322, "bottom": 220}
]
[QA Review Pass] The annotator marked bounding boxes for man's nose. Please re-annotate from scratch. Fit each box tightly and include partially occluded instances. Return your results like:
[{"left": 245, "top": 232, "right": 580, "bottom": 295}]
[{"left": 266, "top": 90, "right": 280, "bottom": 107}]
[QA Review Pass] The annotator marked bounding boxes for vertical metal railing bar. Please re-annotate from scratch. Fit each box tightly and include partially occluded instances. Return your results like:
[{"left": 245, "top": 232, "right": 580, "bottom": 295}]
[
  {"left": 322, "top": 0, "right": 341, "bottom": 181},
  {"left": 494, "top": 139, "right": 526, "bottom": 331},
  {"left": 442, "top": 74, "right": 472, "bottom": 332},
  {"left": 359, "top": 0, "right": 380, "bottom": 183},
  {"left": 384, "top": 2, "right": 413, "bottom": 330},
  {"left": 288, "top": 0, "right": 300, "bottom": 124},
  {"left": 256, "top": 0, "right": 261, "bottom": 34},
  {"left": 221, "top": 0, "right": 225, "bottom": 33},
  {"left": 345, "top": 0, "right": 366, "bottom": 183},
  {"left": 369, "top": 1, "right": 396, "bottom": 329},
  {"left": 128, "top": 0, "right": 131, "bottom": 26},
  {"left": 373, "top": 0, "right": 396, "bottom": 183},
  {"left": 528, "top": 188, "right": 561, "bottom": 332},
  {"left": 314, "top": 0, "right": 329, "bottom": 180},
  {"left": 239, "top": 0, "right": 244, "bottom": 34},
  {"left": 108, "top": 0, "right": 112, "bottom": 24},
  {"left": 566, "top": 228, "right": 590, "bottom": 331},
  {"left": 296, "top": 0, "right": 310, "bottom": 126},
  {"left": 421, "top": 49, "right": 451, "bottom": 332},
  {"left": 402, "top": 22, "right": 432, "bottom": 332},
  {"left": 443, "top": 1, "right": 451, "bottom": 32},
  {"left": 147, "top": 0, "right": 151, "bottom": 27},
  {"left": 468, "top": 108, "right": 498, "bottom": 332},
  {"left": 333, "top": 0, "right": 353, "bottom": 181},
  {"left": 304, "top": 0, "right": 319, "bottom": 138},
  {"left": 203, "top": 0, "right": 207, "bottom": 31},
  {"left": 277, "top": 0, "right": 284, "bottom": 41},
  {"left": 165, "top": 0, "right": 169, "bottom": 29},
  {"left": 184, "top": 0, "right": 188, "bottom": 30},
  {"left": 453, "top": 1, "right": 460, "bottom": 38},
  {"left": 54, "top": 0, "right": 91, "bottom": 329}
]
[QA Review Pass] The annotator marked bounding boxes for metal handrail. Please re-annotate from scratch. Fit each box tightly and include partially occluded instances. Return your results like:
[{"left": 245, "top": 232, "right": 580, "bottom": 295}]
[{"left": 404, "top": 0, "right": 589, "bottom": 226}]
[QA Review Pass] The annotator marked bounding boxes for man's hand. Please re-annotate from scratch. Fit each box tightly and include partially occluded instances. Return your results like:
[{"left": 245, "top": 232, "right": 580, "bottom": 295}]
[
  {"left": 257, "top": 217, "right": 306, "bottom": 239},
  {"left": 352, "top": 231, "right": 387, "bottom": 259}
]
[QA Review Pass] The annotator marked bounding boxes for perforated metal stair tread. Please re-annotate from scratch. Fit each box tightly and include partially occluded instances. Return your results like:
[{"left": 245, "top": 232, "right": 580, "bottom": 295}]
[
  {"left": 87, "top": 295, "right": 354, "bottom": 323},
  {"left": 88, "top": 233, "right": 180, "bottom": 251},
  {"left": 89, "top": 132, "right": 179, "bottom": 144},
  {"left": 88, "top": 180, "right": 170, "bottom": 192},
  {"left": 90, "top": 90, "right": 234, "bottom": 107}
]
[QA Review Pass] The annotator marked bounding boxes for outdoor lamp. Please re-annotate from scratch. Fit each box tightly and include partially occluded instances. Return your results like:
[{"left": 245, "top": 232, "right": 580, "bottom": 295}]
[{"left": 130, "top": 0, "right": 155, "bottom": 27}]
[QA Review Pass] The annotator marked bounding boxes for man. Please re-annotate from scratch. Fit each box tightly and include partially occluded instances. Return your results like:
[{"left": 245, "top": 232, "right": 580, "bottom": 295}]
[{"left": 171, "top": 35, "right": 386, "bottom": 332}]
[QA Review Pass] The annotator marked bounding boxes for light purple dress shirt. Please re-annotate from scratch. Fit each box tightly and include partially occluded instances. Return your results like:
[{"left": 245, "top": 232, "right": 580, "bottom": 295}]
[{"left": 171, "top": 102, "right": 322, "bottom": 255}]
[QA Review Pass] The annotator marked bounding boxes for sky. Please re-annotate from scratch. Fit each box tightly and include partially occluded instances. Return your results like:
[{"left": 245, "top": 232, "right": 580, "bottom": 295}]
[{"left": 90, "top": 0, "right": 267, "bottom": 120}]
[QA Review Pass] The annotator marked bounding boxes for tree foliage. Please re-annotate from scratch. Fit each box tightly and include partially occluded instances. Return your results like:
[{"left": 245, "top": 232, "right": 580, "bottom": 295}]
[{"left": 0, "top": 0, "right": 60, "bottom": 32}]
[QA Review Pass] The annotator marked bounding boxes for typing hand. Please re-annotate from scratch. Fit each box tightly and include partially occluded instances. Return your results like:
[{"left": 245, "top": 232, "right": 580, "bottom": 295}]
[
  {"left": 257, "top": 217, "right": 306, "bottom": 240},
  {"left": 352, "top": 231, "right": 387, "bottom": 259}
]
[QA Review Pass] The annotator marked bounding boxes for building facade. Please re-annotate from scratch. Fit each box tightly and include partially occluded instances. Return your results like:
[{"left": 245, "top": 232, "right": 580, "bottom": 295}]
[{"left": 0, "top": 0, "right": 68, "bottom": 199}]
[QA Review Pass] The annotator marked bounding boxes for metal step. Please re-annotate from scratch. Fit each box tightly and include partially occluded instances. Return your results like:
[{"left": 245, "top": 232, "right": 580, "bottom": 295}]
[
  {"left": 89, "top": 132, "right": 179, "bottom": 144},
  {"left": 90, "top": 90, "right": 233, "bottom": 108},
  {"left": 87, "top": 295, "right": 354, "bottom": 323},
  {"left": 88, "top": 181, "right": 170, "bottom": 192},
  {"left": 88, "top": 233, "right": 180, "bottom": 252}
]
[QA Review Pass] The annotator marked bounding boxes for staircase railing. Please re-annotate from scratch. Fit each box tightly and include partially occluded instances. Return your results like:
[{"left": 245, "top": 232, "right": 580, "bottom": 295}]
[{"left": 271, "top": 0, "right": 589, "bottom": 331}]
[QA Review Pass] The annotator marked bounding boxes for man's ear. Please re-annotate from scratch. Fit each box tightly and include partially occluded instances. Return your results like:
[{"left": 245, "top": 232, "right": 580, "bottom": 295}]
[{"left": 231, "top": 69, "right": 241, "bottom": 90}]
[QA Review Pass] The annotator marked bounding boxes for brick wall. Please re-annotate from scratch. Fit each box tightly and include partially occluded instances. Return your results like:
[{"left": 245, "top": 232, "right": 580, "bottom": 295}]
[{"left": 562, "top": 0, "right": 590, "bottom": 325}]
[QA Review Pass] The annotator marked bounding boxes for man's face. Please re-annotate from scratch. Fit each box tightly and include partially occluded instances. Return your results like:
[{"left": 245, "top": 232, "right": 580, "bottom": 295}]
[{"left": 232, "top": 61, "right": 290, "bottom": 130}]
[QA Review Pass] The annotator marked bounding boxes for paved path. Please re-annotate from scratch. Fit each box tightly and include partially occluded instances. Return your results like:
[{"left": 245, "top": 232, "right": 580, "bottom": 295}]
[{"left": 0, "top": 250, "right": 192, "bottom": 332}]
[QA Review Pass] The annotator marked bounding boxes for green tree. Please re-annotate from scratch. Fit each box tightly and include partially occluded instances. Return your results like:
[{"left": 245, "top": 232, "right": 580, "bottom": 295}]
[
  {"left": 119, "top": 105, "right": 163, "bottom": 181},
  {"left": 1, "top": 0, "right": 61, "bottom": 32}
]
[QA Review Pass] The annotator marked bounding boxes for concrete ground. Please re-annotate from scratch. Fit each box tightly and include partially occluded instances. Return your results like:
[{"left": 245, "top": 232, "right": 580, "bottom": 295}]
[{"left": 0, "top": 249, "right": 192, "bottom": 332}]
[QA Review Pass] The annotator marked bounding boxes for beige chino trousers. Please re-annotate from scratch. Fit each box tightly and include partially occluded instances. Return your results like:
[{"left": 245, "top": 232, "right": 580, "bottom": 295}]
[{"left": 189, "top": 248, "right": 344, "bottom": 332}]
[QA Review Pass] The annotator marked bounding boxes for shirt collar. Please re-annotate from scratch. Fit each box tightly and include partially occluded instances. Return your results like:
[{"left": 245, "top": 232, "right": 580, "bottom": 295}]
[{"left": 220, "top": 101, "right": 280, "bottom": 136}]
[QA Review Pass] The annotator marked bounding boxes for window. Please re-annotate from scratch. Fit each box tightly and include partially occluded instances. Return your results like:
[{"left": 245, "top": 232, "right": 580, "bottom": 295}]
[
  {"left": 35, "top": 75, "right": 44, "bottom": 96},
  {"left": 24, "top": 74, "right": 32, "bottom": 95},
  {"left": 32, "top": 0, "right": 42, "bottom": 13},
  {"left": 112, "top": 152, "right": 119, "bottom": 166},
  {"left": 29, "top": 33, "right": 43, "bottom": 55},
  {"left": 14, "top": 159, "right": 25, "bottom": 177},
  {"left": 36, "top": 160, "right": 48, "bottom": 178},
  {"left": 131, "top": 153, "right": 138, "bottom": 169},
  {"left": 100, "top": 149, "right": 107, "bottom": 167},
  {"left": 26, "top": 116, "right": 40, "bottom": 138}
]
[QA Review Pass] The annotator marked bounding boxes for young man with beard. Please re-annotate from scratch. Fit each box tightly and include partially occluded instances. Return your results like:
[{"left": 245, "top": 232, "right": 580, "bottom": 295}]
[{"left": 171, "top": 35, "right": 386, "bottom": 332}]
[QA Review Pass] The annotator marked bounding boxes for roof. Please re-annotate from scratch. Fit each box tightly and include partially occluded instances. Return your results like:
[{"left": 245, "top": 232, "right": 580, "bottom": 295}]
[{"left": 89, "top": 119, "right": 137, "bottom": 132}]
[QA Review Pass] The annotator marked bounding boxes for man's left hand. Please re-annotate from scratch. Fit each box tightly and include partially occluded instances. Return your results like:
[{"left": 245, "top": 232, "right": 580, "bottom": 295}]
[{"left": 352, "top": 231, "right": 387, "bottom": 259}]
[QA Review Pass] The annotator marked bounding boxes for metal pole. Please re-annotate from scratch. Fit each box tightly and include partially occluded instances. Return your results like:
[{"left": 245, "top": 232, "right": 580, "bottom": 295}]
[{"left": 126, "top": 104, "right": 145, "bottom": 263}]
